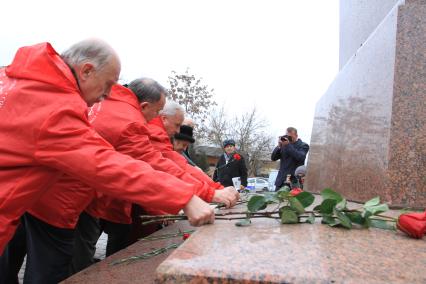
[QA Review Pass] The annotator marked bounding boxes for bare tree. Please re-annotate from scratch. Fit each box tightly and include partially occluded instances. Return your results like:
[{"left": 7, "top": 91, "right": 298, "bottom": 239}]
[
  {"left": 205, "top": 106, "right": 274, "bottom": 176},
  {"left": 167, "top": 68, "right": 217, "bottom": 139}
]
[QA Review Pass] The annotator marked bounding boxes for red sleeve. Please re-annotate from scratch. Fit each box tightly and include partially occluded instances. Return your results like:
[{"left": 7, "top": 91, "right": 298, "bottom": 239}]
[
  {"left": 117, "top": 122, "right": 216, "bottom": 202},
  {"left": 115, "top": 122, "right": 186, "bottom": 177},
  {"left": 34, "top": 108, "right": 195, "bottom": 214},
  {"left": 163, "top": 151, "right": 224, "bottom": 190}
]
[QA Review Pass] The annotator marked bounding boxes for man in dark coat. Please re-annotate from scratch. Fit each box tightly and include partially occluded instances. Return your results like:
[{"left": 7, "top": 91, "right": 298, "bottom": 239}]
[
  {"left": 213, "top": 139, "right": 248, "bottom": 189},
  {"left": 174, "top": 124, "right": 197, "bottom": 166},
  {"left": 271, "top": 127, "right": 309, "bottom": 191}
]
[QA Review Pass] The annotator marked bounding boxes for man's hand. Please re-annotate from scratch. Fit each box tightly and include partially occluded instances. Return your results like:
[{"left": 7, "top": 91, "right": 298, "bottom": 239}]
[
  {"left": 278, "top": 138, "right": 289, "bottom": 148},
  {"left": 183, "top": 195, "right": 215, "bottom": 226},
  {"left": 212, "top": 186, "right": 240, "bottom": 208}
]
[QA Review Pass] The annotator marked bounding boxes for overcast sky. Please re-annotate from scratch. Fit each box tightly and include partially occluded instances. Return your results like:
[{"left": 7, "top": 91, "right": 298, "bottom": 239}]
[{"left": 0, "top": 0, "right": 339, "bottom": 144}]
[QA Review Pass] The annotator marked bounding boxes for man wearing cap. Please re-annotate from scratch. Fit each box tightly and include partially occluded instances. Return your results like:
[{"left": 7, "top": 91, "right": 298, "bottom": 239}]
[{"left": 213, "top": 139, "right": 248, "bottom": 189}]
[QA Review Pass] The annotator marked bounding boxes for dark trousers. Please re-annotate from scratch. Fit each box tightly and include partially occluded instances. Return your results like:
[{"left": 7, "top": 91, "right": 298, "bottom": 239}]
[
  {"left": 70, "top": 211, "right": 101, "bottom": 274},
  {"left": 0, "top": 213, "right": 75, "bottom": 284},
  {"left": 99, "top": 219, "right": 131, "bottom": 257},
  {"left": 0, "top": 221, "right": 26, "bottom": 284}
]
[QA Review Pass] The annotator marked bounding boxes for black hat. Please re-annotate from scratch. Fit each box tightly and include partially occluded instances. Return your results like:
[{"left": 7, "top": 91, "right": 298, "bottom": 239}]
[
  {"left": 223, "top": 139, "right": 236, "bottom": 148},
  {"left": 174, "top": 125, "right": 195, "bottom": 143}
]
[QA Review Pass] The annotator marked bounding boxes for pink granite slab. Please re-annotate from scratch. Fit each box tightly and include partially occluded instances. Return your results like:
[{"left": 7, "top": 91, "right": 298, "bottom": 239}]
[
  {"left": 156, "top": 218, "right": 426, "bottom": 283},
  {"left": 306, "top": 0, "right": 426, "bottom": 208}
]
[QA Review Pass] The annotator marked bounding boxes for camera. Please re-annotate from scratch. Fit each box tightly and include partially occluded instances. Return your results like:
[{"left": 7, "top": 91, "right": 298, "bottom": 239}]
[{"left": 280, "top": 135, "right": 293, "bottom": 142}]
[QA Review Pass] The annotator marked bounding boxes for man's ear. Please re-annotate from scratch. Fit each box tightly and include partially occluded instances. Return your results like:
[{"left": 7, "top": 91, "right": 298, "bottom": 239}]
[
  {"left": 139, "top": 101, "right": 149, "bottom": 110},
  {"left": 78, "top": 63, "right": 95, "bottom": 82}
]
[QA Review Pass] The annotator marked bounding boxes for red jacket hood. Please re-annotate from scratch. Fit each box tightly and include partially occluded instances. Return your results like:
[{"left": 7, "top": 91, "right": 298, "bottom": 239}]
[
  {"left": 107, "top": 84, "right": 141, "bottom": 111},
  {"left": 148, "top": 116, "right": 174, "bottom": 152},
  {"left": 6, "top": 42, "right": 78, "bottom": 92}
]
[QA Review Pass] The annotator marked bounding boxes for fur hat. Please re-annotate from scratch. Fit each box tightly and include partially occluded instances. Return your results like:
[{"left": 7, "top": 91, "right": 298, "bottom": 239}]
[
  {"left": 174, "top": 125, "right": 195, "bottom": 143},
  {"left": 223, "top": 139, "right": 236, "bottom": 148}
]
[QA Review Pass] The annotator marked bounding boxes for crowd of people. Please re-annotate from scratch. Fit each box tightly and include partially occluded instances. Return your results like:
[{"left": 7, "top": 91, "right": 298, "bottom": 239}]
[
  {"left": 0, "top": 39, "right": 239, "bottom": 284},
  {"left": 0, "top": 39, "right": 309, "bottom": 283}
]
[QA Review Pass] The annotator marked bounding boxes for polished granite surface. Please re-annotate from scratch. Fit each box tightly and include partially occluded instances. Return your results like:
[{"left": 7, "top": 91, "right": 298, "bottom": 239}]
[
  {"left": 62, "top": 199, "right": 426, "bottom": 284},
  {"left": 306, "top": 0, "right": 425, "bottom": 207},
  {"left": 156, "top": 218, "right": 426, "bottom": 283}
]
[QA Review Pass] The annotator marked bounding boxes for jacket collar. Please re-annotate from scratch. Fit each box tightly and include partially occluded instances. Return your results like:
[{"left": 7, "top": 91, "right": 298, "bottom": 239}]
[{"left": 107, "top": 84, "right": 141, "bottom": 111}]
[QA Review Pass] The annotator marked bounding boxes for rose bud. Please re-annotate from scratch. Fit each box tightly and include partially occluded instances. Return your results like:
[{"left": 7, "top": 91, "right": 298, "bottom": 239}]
[{"left": 397, "top": 211, "right": 426, "bottom": 239}]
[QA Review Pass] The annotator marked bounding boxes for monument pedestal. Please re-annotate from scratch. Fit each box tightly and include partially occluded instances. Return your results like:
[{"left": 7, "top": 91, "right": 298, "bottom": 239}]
[
  {"left": 306, "top": 0, "right": 426, "bottom": 207},
  {"left": 63, "top": 201, "right": 426, "bottom": 283}
]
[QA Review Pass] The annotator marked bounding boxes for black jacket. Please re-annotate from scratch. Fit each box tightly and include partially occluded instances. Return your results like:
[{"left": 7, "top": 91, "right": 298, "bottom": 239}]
[
  {"left": 213, "top": 153, "right": 248, "bottom": 187},
  {"left": 271, "top": 139, "right": 309, "bottom": 188}
]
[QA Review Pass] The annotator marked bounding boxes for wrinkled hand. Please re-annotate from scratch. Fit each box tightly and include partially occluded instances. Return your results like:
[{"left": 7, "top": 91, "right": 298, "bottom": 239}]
[
  {"left": 212, "top": 186, "right": 240, "bottom": 208},
  {"left": 183, "top": 195, "right": 215, "bottom": 226}
]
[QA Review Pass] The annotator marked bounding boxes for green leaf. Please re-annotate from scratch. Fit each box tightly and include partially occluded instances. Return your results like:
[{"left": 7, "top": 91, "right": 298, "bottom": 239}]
[
  {"left": 247, "top": 196, "right": 267, "bottom": 212},
  {"left": 313, "top": 205, "right": 322, "bottom": 211},
  {"left": 333, "top": 208, "right": 352, "bottom": 229},
  {"left": 346, "top": 212, "right": 366, "bottom": 225},
  {"left": 321, "top": 188, "right": 343, "bottom": 202},
  {"left": 321, "top": 215, "right": 340, "bottom": 226},
  {"left": 306, "top": 213, "right": 315, "bottom": 224},
  {"left": 369, "top": 219, "right": 396, "bottom": 231},
  {"left": 279, "top": 185, "right": 291, "bottom": 192},
  {"left": 235, "top": 219, "right": 251, "bottom": 227},
  {"left": 263, "top": 192, "right": 279, "bottom": 203},
  {"left": 295, "top": 192, "right": 315, "bottom": 208},
  {"left": 364, "top": 196, "right": 380, "bottom": 207},
  {"left": 276, "top": 189, "right": 291, "bottom": 200},
  {"left": 319, "top": 199, "right": 338, "bottom": 214},
  {"left": 280, "top": 207, "right": 299, "bottom": 224},
  {"left": 289, "top": 197, "right": 305, "bottom": 214},
  {"left": 335, "top": 199, "right": 347, "bottom": 210},
  {"left": 364, "top": 204, "right": 389, "bottom": 216}
]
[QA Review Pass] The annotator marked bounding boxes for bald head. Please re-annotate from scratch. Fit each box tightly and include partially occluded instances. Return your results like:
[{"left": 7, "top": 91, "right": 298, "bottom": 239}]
[
  {"left": 61, "top": 38, "right": 121, "bottom": 106},
  {"left": 61, "top": 38, "right": 120, "bottom": 71}
]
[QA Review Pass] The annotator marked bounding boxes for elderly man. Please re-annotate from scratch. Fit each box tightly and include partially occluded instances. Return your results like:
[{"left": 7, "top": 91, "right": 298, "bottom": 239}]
[
  {"left": 0, "top": 41, "right": 214, "bottom": 283},
  {"left": 82, "top": 79, "right": 237, "bottom": 263},
  {"left": 149, "top": 102, "right": 229, "bottom": 191},
  {"left": 173, "top": 124, "right": 197, "bottom": 165}
]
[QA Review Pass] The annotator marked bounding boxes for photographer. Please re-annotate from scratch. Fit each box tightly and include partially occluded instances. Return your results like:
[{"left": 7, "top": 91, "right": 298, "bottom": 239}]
[{"left": 271, "top": 127, "right": 309, "bottom": 191}]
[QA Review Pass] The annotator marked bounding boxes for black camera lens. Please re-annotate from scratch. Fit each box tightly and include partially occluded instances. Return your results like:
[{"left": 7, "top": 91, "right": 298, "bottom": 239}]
[{"left": 280, "top": 135, "right": 292, "bottom": 142}]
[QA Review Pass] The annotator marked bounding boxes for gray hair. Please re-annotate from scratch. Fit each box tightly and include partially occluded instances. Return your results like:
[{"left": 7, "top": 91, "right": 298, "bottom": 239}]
[
  {"left": 127, "top": 78, "right": 166, "bottom": 103},
  {"left": 160, "top": 100, "right": 184, "bottom": 117},
  {"left": 61, "top": 39, "right": 117, "bottom": 70}
]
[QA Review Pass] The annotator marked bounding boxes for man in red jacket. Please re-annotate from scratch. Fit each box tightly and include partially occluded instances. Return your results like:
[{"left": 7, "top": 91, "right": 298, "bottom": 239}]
[
  {"left": 1, "top": 79, "right": 239, "bottom": 282},
  {"left": 84, "top": 79, "right": 238, "bottom": 258},
  {"left": 0, "top": 40, "right": 214, "bottom": 283}
]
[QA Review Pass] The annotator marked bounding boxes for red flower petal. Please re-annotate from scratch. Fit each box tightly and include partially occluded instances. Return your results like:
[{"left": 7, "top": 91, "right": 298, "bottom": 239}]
[
  {"left": 182, "top": 233, "right": 191, "bottom": 240},
  {"left": 290, "top": 188, "right": 303, "bottom": 196},
  {"left": 397, "top": 211, "right": 426, "bottom": 239}
]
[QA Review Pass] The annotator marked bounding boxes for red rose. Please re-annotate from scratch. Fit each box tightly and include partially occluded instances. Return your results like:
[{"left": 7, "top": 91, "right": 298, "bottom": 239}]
[
  {"left": 233, "top": 153, "right": 241, "bottom": 160},
  {"left": 182, "top": 233, "right": 191, "bottom": 240},
  {"left": 397, "top": 211, "right": 426, "bottom": 239},
  {"left": 289, "top": 188, "right": 303, "bottom": 196}
]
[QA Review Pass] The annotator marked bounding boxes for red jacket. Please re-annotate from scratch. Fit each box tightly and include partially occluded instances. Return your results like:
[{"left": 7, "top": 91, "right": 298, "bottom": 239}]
[
  {"left": 30, "top": 85, "right": 216, "bottom": 225},
  {"left": 0, "top": 43, "right": 196, "bottom": 253},
  {"left": 148, "top": 117, "right": 223, "bottom": 190},
  {"left": 85, "top": 86, "right": 218, "bottom": 222}
]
